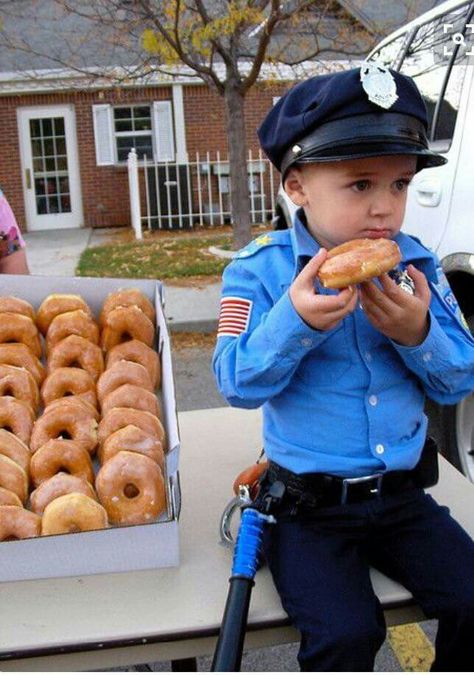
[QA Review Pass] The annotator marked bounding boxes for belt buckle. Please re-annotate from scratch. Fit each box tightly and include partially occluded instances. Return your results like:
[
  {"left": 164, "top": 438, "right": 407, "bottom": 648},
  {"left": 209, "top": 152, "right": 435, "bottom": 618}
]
[{"left": 341, "top": 473, "right": 383, "bottom": 505}]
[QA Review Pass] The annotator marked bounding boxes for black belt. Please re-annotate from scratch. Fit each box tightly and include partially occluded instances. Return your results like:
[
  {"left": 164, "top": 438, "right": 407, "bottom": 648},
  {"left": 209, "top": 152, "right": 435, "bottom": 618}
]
[{"left": 266, "top": 462, "right": 418, "bottom": 508}]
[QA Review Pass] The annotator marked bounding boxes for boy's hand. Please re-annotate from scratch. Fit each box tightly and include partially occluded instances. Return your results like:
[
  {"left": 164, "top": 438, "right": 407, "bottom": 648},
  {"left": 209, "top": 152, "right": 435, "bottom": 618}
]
[
  {"left": 289, "top": 249, "right": 358, "bottom": 331},
  {"left": 359, "top": 264, "right": 431, "bottom": 346}
]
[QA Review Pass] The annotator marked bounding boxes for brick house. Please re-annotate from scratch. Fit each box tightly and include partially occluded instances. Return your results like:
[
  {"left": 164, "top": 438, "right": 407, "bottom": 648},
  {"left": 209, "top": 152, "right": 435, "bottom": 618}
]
[{"left": 0, "top": 0, "right": 442, "bottom": 233}]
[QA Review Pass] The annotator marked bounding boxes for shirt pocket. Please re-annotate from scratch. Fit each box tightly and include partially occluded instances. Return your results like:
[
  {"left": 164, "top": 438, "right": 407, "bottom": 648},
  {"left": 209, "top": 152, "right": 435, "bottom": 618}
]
[{"left": 295, "top": 322, "right": 353, "bottom": 388}]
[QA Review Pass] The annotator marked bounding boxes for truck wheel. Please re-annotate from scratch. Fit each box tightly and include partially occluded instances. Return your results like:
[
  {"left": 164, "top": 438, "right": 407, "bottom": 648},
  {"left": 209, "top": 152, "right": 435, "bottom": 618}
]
[{"left": 442, "top": 313, "right": 474, "bottom": 482}]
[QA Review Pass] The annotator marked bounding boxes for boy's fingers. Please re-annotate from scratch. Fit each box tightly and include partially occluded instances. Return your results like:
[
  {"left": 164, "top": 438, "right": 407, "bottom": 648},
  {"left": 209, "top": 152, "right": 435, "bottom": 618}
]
[
  {"left": 294, "top": 249, "right": 327, "bottom": 290},
  {"left": 407, "top": 265, "right": 431, "bottom": 303}
]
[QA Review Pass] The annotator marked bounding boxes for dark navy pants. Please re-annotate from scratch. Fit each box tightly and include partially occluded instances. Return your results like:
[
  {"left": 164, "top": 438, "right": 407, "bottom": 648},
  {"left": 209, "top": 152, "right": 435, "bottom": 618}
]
[{"left": 262, "top": 487, "right": 474, "bottom": 671}]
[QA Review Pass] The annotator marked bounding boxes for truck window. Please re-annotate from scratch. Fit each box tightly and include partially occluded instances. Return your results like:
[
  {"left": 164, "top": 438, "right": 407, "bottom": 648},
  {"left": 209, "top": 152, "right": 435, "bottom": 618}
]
[
  {"left": 398, "top": 3, "right": 471, "bottom": 151},
  {"left": 370, "top": 34, "right": 407, "bottom": 68}
]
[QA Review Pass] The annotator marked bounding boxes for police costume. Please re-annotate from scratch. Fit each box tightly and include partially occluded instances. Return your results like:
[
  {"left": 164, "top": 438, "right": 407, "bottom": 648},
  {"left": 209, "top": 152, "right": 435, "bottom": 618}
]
[{"left": 213, "top": 66, "right": 474, "bottom": 671}]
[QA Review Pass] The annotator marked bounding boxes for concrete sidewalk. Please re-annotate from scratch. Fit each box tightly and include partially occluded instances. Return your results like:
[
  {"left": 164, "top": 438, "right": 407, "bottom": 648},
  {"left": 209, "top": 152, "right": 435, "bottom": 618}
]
[{"left": 23, "top": 227, "right": 221, "bottom": 332}]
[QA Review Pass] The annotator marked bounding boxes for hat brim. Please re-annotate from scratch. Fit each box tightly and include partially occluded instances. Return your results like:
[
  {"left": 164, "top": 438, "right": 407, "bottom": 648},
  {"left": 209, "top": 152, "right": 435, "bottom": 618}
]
[
  {"left": 280, "top": 113, "right": 447, "bottom": 177},
  {"left": 292, "top": 141, "right": 447, "bottom": 172}
]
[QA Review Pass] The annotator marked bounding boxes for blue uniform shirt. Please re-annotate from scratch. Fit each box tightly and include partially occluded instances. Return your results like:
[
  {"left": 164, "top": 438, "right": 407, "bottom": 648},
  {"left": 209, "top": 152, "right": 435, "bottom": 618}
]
[{"left": 212, "top": 212, "right": 474, "bottom": 477}]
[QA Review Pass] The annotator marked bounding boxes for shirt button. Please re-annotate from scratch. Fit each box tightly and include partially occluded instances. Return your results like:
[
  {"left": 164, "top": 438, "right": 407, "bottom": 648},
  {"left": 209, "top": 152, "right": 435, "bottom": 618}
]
[
  {"left": 375, "top": 444, "right": 385, "bottom": 454},
  {"left": 423, "top": 351, "right": 432, "bottom": 362},
  {"left": 301, "top": 337, "right": 313, "bottom": 347},
  {"left": 365, "top": 352, "right": 372, "bottom": 362},
  {"left": 369, "top": 395, "right": 378, "bottom": 406}
]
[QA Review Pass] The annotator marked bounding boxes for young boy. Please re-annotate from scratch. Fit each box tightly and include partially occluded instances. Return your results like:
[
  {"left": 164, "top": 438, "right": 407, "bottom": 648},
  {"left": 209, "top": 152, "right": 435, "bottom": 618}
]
[{"left": 212, "top": 65, "right": 474, "bottom": 671}]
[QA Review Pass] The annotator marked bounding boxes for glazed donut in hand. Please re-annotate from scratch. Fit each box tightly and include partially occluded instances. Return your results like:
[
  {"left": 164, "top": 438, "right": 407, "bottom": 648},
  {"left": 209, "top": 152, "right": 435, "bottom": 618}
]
[
  {"left": 0, "top": 296, "right": 35, "bottom": 321},
  {"left": 30, "top": 406, "right": 98, "bottom": 455},
  {"left": 0, "top": 506, "right": 41, "bottom": 541},
  {"left": 30, "top": 473, "right": 97, "bottom": 515},
  {"left": 0, "top": 364, "right": 39, "bottom": 412},
  {"left": 99, "top": 424, "right": 165, "bottom": 469},
  {"left": 0, "top": 313, "right": 42, "bottom": 357},
  {"left": 98, "top": 408, "right": 165, "bottom": 447},
  {"left": 101, "top": 384, "right": 160, "bottom": 418},
  {"left": 0, "top": 454, "right": 28, "bottom": 504},
  {"left": 46, "top": 310, "right": 99, "bottom": 353},
  {"left": 96, "top": 451, "right": 166, "bottom": 525},
  {"left": 41, "top": 493, "right": 108, "bottom": 535},
  {"left": 317, "top": 238, "right": 402, "bottom": 289},
  {"left": 101, "top": 306, "right": 155, "bottom": 351},
  {"left": 0, "top": 396, "right": 35, "bottom": 445},
  {"left": 48, "top": 335, "right": 104, "bottom": 382},
  {"left": 0, "top": 487, "right": 22, "bottom": 507},
  {"left": 41, "top": 367, "right": 98, "bottom": 409},
  {"left": 0, "top": 344, "right": 45, "bottom": 385},
  {"left": 97, "top": 360, "right": 154, "bottom": 405},
  {"left": 36, "top": 294, "right": 93, "bottom": 335},
  {"left": 99, "top": 288, "right": 156, "bottom": 328},
  {"left": 106, "top": 340, "right": 161, "bottom": 388},
  {"left": 30, "top": 439, "right": 94, "bottom": 487},
  {"left": 0, "top": 429, "right": 31, "bottom": 475}
]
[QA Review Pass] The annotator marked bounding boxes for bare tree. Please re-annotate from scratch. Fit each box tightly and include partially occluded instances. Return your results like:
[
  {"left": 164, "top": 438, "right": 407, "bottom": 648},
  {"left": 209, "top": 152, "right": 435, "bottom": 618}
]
[{"left": 0, "top": 0, "right": 378, "bottom": 247}]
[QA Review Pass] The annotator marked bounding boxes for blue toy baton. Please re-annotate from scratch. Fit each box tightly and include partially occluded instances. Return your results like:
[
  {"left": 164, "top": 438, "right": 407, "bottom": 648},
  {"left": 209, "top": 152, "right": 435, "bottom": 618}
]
[{"left": 211, "top": 481, "right": 285, "bottom": 671}]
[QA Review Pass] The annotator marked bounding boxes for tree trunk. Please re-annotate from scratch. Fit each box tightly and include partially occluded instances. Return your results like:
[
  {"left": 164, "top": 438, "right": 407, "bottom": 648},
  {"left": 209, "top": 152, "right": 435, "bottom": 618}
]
[{"left": 224, "top": 84, "right": 252, "bottom": 250}]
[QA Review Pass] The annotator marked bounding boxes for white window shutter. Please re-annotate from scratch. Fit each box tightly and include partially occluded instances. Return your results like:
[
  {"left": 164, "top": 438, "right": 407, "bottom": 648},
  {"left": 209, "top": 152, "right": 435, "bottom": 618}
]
[
  {"left": 92, "top": 104, "right": 115, "bottom": 165},
  {"left": 153, "top": 101, "right": 175, "bottom": 161}
]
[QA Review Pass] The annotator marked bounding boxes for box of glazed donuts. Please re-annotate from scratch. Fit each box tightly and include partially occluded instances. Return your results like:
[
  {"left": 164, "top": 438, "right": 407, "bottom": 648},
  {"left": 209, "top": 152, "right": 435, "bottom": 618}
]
[{"left": 0, "top": 274, "right": 181, "bottom": 581}]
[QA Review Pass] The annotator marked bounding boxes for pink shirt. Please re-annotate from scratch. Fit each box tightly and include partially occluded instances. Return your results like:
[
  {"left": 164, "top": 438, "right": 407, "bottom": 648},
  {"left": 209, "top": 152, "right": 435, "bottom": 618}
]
[{"left": 0, "top": 189, "right": 25, "bottom": 259}]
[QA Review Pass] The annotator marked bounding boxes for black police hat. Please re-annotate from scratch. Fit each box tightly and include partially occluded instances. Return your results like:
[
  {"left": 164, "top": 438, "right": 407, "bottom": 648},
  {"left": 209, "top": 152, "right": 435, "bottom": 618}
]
[{"left": 257, "top": 65, "right": 447, "bottom": 177}]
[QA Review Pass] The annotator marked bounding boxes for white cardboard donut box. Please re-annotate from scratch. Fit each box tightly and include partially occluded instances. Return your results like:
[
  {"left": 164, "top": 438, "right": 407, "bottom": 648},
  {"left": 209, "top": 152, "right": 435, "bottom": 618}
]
[{"left": 0, "top": 274, "right": 181, "bottom": 582}]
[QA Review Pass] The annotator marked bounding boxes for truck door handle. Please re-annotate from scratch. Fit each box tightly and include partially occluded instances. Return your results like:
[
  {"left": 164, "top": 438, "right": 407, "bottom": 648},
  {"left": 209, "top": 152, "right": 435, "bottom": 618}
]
[{"left": 414, "top": 177, "right": 441, "bottom": 207}]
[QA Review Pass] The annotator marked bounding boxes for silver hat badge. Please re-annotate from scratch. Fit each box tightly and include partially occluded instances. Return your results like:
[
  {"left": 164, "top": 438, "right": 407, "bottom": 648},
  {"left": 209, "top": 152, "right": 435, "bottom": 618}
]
[{"left": 360, "top": 62, "right": 398, "bottom": 110}]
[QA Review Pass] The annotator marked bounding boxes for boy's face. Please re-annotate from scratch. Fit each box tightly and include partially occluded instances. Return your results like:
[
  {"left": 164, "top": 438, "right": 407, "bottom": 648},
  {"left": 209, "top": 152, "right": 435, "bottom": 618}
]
[{"left": 284, "top": 155, "right": 417, "bottom": 250}]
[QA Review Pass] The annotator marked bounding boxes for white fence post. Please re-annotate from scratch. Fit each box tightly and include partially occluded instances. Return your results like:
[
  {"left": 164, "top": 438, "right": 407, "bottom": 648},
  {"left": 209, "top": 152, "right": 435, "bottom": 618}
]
[{"left": 127, "top": 148, "right": 143, "bottom": 240}]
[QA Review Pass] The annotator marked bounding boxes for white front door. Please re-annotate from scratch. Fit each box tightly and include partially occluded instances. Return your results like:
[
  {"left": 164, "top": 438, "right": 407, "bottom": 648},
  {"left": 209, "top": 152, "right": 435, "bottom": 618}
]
[{"left": 17, "top": 105, "right": 83, "bottom": 230}]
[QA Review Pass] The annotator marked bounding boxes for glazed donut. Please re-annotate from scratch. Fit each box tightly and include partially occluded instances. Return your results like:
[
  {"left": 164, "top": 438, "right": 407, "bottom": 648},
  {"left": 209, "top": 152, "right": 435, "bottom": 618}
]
[
  {"left": 48, "top": 335, "right": 104, "bottom": 382},
  {"left": 41, "top": 493, "right": 108, "bottom": 535},
  {"left": 41, "top": 367, "right": 98, "bottom": 409},
  {"left": 0, "top": 343, "right": 45, "bottom": 385},
  {"left": 0, "top": 396, "right": 34, "bottom": 445},
  {"left": 318, "top": 238, "right": 402, "bottom": 289},
  {"left": 106, "top": 340, "right": 161, "bottom": 388},
  {"left": 30, "top": 473, "right": 98, "bottom": 515},
  {"left": 44, "top": 396, "right": 100, "bottom": 422},
  {"left": 0, "top": 455, "right": 28, "bottom": 503},
  {"left": 0, "top": 429, "right": 31, "bottom": 474},
  {"left": 46, "top": 310, "right": 99, "bottom": 354},
  {"left": 0, "top": 296, "right": 35, "bottom": 321},
  {"left": 0, "top": 364, "right": 39, "bottom": 411},
  {"left": 0, "top": 313, "right": 42, "bottom": 357},
  {"left": 101, "top": 384, "right": 161, "bottom": 418},
  {"left": 30, "top": 439, "right": 94, "bottom": 487},
  {"left": 0, "top": 505, "right": 41, "bottom": 541},
  {"left": 98, "top": 408, "right": 165, "bottom": 447},
  {"left": 97, "top": 360, "right": 154, "bottom": 405},
  {"left": 30, "top": 407, "right": 98, "bottom": 455},
  {"left": 0, "top": 487, "right": 22, "bottom": 507},
  {"left": 99, "top": 424, "right": 165, "bottom": 469},
  {"left": 99, "top": 288, "right": 156, "bottom": 328},
  {"left": 96, "top": 451, "right": 166, "bottom": 526},
  {"left": 101, "top": 306, "right": 155, "bottom": 351},
  {"left": 36, "top": 294, "right": 93, "bottom": 335}
]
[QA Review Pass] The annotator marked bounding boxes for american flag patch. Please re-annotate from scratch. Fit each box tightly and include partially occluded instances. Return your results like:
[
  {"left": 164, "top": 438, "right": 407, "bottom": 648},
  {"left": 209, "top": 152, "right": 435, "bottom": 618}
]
[{"left": 217, "top": 296, "right": 253, "bottom": 338}]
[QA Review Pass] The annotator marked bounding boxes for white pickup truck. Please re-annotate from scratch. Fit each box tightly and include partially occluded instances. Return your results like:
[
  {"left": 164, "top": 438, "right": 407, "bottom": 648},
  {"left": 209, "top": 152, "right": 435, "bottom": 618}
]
[{"left": 276, "top": 0, "right": 474, "bottom": 481}]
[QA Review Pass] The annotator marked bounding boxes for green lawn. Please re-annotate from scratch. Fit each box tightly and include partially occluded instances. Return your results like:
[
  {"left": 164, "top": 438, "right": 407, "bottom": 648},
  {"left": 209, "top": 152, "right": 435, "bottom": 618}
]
[{"left": 76, "top": 233, "right": 233, "bottom": 280}]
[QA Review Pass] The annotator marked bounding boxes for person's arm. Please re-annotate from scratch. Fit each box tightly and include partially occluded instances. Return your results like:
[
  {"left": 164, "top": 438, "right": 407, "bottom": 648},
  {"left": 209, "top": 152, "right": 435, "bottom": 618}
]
[
  {"left": 0, "top": 248, "right": 30, "bottom": 274},
  {"left": 213, "top": 250, "right": 357, "bottom": 408}
]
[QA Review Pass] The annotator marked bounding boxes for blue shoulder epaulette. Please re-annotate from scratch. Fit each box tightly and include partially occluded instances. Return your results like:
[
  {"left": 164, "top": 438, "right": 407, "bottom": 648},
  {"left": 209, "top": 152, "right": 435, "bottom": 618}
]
[{"left": 235, "top": 230, "right": 291, "bottom": 259}]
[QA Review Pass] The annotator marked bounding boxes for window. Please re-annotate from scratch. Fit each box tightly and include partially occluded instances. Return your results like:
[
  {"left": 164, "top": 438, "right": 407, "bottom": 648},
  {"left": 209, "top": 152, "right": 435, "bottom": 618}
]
[
  {"left": 113, "top": 105, "right": 153, "bottom": 162},
  {"left": 92, "top": 101, "right": 175, "bottom": 166},
  {"left": 398, "top": 3, "right": 472, "bottom": 149},
  {"left": 369, "top": 34, "right": 407, "bottom": 69}
]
